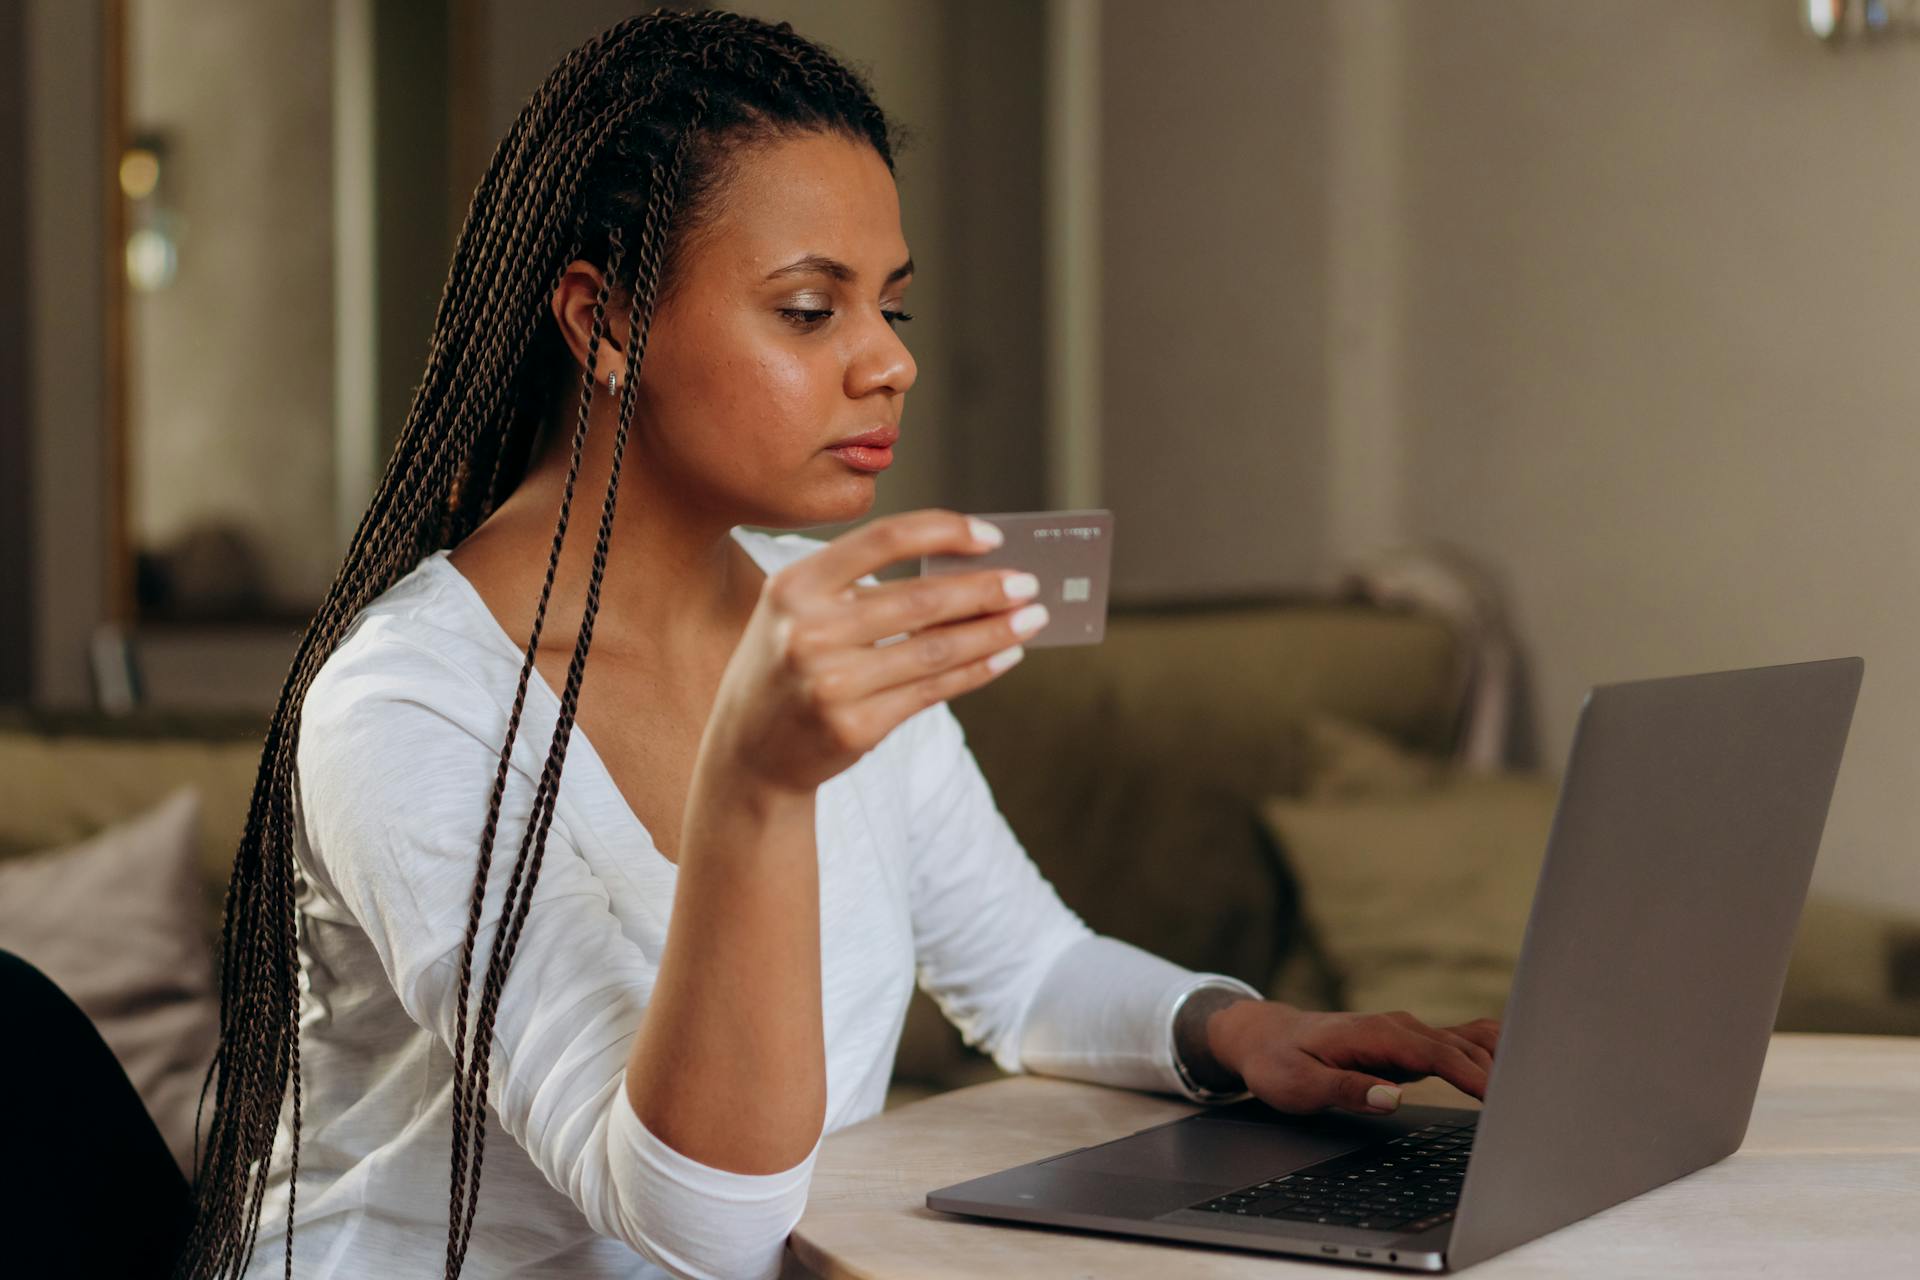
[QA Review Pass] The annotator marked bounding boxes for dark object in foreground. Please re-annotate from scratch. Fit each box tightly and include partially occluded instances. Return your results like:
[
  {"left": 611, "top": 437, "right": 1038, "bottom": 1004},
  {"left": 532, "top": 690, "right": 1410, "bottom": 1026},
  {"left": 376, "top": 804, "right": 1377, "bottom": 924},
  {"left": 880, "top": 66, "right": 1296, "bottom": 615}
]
[{"left": 0, "top": 948, "right": 192, "bottom": 1277}]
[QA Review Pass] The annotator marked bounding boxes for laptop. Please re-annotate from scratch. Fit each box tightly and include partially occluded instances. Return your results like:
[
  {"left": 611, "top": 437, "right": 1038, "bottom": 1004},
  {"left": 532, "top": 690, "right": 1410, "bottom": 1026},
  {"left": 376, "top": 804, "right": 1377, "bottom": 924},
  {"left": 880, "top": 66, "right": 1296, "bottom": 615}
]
[{"left": 927, "top": 657, "right": 1864, "bottom": 1271}]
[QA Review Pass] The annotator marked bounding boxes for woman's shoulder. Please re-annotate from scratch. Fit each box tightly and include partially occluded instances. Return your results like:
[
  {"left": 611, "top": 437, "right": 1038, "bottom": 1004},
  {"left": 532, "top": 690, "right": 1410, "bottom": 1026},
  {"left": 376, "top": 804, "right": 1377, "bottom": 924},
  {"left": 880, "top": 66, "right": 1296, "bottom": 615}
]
[{"left": 301, "top": 553, "right": 518, "bottom": 746}]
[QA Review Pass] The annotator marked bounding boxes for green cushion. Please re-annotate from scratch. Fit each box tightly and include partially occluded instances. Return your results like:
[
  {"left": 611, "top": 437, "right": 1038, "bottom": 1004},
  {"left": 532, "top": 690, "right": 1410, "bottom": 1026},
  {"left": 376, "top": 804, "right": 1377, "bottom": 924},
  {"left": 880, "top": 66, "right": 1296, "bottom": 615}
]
[
  {"left": 1264, "top": 721, "right": 1920, "bottom": 1035},
  {"left": 1777, "top": 898, "right": 1920, "bottom": 1035},
  {"left": 1261, "top": 773, "right": 1559, "bottom": 1026},
  {"left": 1301, "top": 713, "right": 1445, "bottom": 800}
]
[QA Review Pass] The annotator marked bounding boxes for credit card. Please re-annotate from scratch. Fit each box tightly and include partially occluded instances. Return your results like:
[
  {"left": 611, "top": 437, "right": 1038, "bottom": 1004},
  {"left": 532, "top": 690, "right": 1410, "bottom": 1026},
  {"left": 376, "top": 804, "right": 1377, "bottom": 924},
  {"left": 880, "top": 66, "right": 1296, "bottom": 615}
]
[{"left": 920, "top": 509, "right": 1114, "bottom": 647}]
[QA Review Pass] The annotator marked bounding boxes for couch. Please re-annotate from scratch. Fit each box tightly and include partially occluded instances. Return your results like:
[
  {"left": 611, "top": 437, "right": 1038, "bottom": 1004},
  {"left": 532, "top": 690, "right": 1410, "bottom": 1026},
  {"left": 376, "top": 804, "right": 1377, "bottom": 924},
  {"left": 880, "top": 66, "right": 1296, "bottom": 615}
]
[{"left": 5, "top": 598, "right": 1917, "bottom": 1142}]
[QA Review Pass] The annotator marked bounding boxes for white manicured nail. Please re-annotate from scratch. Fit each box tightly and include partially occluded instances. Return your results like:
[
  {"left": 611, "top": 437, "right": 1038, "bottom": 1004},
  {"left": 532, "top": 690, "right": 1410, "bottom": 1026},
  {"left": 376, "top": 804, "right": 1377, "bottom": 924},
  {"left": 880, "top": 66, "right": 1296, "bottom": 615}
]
[
  {"left": 987, "top": 643, "right": 1025, "bottom": 672},
  {"left": 1002, "top": 571, "right": 1040, "bottom": 601},
  {"left": 1366, "top": 1085, "right": 1402, "bottom": 1112},
  {"left": 1011, "top": 603, "right": 1050, "bottom": 636},
  {"left": 969, "top": 517, "right": 1004, "bottom": 547}
]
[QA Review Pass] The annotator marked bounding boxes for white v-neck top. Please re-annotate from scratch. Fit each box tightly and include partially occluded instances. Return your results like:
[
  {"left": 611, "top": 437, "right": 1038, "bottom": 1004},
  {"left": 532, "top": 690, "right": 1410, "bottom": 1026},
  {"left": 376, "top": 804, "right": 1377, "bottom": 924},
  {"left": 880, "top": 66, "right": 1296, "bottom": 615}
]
[{"left": 244, "top": 526, "right": 1253, "bottom": 1280}]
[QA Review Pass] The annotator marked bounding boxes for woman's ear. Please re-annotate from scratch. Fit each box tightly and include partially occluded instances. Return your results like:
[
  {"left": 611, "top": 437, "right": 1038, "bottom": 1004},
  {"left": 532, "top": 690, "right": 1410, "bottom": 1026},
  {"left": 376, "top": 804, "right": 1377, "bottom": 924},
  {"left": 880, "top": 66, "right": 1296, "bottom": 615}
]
[{"left": 549, "top": 258, "right": 630, "bottom": 384}]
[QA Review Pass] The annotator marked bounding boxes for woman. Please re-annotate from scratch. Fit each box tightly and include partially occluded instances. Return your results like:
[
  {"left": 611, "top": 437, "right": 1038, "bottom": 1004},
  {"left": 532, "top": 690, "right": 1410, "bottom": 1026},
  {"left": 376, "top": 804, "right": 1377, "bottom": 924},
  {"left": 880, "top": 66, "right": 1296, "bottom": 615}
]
[{"left": 181, "top": 10, "right": 1498, "bottom": 1278}]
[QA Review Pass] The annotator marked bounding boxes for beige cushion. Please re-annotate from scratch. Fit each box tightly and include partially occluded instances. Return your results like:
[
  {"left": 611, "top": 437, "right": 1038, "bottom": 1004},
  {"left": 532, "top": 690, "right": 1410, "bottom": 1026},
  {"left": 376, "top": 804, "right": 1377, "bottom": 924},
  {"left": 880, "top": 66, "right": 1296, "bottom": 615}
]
[
  {"left": 0, "top": 727, "right": 264, "bottom": 934},
  {"left": 1260, "top": 773, "right": 1560, "bottom": 1025},
  {"left": 0, "top": 789, "right": 221, "bottom": 1173}
]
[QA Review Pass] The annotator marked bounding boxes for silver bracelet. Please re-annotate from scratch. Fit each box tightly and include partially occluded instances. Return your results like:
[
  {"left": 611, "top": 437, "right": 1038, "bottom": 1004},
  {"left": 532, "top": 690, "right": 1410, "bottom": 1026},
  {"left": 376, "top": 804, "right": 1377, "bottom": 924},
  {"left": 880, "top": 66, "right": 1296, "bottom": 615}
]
[{"left": 1169, "top": 980, "right": 1260, "bottom": 1102}]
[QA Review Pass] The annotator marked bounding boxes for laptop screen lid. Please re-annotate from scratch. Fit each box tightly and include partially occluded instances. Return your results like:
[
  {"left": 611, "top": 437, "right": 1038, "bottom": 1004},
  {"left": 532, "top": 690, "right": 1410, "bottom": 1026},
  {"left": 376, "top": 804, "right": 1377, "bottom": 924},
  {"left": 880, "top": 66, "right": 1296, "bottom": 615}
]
[{"left": 1447, "top": 657, "right": 1863, "bottom": 1269}]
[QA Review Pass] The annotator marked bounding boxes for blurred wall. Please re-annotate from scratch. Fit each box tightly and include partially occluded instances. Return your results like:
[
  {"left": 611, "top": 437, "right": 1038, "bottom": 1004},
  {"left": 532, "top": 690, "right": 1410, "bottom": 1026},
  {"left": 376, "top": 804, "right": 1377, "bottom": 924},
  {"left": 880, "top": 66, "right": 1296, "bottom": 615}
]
[
  {"left": 23, "top": 0, "right": 110, "bottom": 707},
  {"left": 929, "top": 0, "right": 1048, "bottom": 519},
  {"left": 126, "top": 0, "right": 338, "bottom": 611},
  {"left": 0, "top": 1, "right": 32, "bottom": 701},
  {"left": 1099, "top": 0, "right": 1334, "bottom": 600},
  {"left": 1382, "top": 1, "right": 1920, "bottom": 912}
]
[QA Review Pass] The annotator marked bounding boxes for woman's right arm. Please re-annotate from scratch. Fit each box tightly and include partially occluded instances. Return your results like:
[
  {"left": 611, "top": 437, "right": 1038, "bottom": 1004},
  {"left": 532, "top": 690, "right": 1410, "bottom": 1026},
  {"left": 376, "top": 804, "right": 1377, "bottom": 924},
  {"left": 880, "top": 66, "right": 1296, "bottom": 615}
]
[{"left": 624, "top": 510, "right": 1042, "bottom": 1174}]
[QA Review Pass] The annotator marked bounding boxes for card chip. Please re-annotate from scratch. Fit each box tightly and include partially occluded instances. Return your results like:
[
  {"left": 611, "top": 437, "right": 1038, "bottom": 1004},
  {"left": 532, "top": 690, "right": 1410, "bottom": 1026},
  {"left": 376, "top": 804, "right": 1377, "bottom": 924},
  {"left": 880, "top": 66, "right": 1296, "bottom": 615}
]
[{"left": 1062, "top": 576, "right": 1091, "bottom": 603}]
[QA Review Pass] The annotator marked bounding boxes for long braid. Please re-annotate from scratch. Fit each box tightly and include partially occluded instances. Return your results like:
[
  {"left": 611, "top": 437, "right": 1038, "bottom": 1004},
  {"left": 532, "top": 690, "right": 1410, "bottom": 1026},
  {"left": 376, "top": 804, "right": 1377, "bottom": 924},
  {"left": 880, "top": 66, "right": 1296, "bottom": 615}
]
[
  {"left": 449, "top": 137, "right": 688, "bottom": 1270},
  {"left": 440, "top": 74, "right": 688, "bottom": 1257},
  {"left": 492, "top": 163, "right": 679, "bottom": 1010},
  {"left": 441, "top": 231, "right": 615, "bottom": 1275},
  {"left": 174, "top": 10, "right": 896, "bottom": 1277}
]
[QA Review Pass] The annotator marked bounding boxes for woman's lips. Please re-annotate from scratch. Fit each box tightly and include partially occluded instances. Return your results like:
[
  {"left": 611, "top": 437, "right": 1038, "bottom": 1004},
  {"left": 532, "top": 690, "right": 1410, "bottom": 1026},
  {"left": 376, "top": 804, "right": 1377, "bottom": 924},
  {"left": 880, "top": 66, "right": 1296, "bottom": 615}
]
[{"left": 827, "top": 444, "right": 894, "bottom": 472}]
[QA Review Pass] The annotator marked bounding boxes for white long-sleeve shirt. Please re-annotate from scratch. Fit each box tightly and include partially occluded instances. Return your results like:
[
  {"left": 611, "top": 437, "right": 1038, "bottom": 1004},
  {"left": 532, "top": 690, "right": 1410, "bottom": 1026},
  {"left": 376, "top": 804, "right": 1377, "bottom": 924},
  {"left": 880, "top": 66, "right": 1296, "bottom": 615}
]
[{"left": 244, "top": 526, "right": 1255, "bottom": 1279}]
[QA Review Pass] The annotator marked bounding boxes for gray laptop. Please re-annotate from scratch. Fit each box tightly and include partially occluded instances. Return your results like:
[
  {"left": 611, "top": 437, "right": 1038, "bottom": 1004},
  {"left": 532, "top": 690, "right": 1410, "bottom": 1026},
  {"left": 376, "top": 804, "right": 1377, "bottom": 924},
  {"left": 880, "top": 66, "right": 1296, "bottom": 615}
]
[{"left": 927, "top": 657, "right": 1863, "bottom": 1271}]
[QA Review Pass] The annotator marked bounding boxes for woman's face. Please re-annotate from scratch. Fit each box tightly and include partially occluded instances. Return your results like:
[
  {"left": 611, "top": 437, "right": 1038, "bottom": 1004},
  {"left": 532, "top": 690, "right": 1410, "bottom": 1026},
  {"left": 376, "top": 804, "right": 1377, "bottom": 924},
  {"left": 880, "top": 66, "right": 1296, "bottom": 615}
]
[{"left": 621, "top": 130, "right": 917, "bottom": 529}]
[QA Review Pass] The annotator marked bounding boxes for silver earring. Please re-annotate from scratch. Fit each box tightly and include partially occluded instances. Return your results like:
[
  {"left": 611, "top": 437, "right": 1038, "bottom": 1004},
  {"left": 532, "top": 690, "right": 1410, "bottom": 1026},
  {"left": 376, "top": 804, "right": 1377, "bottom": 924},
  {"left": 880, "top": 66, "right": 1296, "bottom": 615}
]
[{"left": 607, "top": 370, "right": 618, "bottom": 395}]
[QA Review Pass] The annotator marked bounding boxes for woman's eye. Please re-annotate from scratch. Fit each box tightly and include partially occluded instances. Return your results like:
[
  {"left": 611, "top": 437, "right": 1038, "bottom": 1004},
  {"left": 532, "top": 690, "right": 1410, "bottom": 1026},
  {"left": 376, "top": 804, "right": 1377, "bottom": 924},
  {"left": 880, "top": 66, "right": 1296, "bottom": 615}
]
[{"left": 778, "top": 307, "right": 914, "bottom": 330}]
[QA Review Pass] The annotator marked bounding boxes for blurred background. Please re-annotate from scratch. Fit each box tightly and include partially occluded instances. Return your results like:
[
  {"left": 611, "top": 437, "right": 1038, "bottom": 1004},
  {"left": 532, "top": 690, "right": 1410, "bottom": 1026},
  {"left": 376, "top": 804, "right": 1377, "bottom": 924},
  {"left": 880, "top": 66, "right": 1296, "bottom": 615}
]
[{"left": 4, "top": 1, "right": 1920, "bottom": 976}]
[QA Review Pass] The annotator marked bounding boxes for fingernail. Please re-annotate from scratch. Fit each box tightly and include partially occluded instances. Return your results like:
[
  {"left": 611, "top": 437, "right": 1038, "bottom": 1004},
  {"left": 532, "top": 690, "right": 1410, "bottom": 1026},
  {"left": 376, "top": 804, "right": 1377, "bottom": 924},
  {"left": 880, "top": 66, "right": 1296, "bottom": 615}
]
[
  {"left": 969, "top": 517, "right": 1004, "bottom": 547},
  {"left": 1366, "top": 1085, "right": 1402, "bottom": 1112},
  {"left": 1002, "top": 571, "right": 1040, "bottom": 601},
  {"left": 1011, "top": 603, "right": 1050, "bottom": 636},
  {"left": 987, "top": 643, "right": 1025, "bottom": 672}
]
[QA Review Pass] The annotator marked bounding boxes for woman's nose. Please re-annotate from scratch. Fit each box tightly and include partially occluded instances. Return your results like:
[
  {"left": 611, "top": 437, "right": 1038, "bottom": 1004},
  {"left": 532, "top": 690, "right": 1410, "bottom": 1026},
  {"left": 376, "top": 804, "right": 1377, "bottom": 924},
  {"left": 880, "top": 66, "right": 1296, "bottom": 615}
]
[{"left": 848, "top": 315, "right": 916, "bottom": 398}]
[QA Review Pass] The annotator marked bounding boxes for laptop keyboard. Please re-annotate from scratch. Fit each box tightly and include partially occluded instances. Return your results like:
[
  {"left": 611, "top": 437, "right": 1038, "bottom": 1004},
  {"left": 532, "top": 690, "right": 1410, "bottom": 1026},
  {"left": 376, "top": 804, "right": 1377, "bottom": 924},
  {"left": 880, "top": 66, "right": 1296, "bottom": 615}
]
[{"left": 1189, "top": 1117, "right": 1477, "bottom": 1235}]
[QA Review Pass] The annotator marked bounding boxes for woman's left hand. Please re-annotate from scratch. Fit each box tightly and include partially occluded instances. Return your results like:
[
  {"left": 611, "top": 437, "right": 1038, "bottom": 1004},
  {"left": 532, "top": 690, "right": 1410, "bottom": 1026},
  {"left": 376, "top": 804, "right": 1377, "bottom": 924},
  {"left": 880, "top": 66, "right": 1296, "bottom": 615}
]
[{"left": 1206, "top": 1001, "right": 1501, "bottom": 1116}]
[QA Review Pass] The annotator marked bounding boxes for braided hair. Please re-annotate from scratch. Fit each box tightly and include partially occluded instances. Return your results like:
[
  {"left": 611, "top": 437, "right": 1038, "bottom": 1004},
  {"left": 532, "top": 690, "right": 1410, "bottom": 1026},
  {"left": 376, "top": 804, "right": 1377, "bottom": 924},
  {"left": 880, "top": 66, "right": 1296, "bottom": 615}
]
[{"left": 175, "top": 10, "right": 897, "bottom": 1277}]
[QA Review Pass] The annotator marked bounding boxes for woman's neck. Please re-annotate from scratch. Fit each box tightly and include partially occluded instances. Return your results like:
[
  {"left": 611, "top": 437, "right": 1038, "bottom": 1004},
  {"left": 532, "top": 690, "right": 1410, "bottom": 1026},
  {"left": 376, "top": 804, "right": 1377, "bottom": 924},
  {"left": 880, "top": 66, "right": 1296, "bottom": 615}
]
[{"left": 454, "top": 441, "right": 765, "bottom": 667}]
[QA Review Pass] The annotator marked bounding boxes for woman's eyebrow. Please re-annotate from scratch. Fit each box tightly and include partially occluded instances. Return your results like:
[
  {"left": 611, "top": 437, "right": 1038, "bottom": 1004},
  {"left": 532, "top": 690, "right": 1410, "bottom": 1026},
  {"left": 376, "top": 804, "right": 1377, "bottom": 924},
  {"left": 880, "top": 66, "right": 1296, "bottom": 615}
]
[{"left": 763, "top": 253, "right": 914, "bottom": 286}]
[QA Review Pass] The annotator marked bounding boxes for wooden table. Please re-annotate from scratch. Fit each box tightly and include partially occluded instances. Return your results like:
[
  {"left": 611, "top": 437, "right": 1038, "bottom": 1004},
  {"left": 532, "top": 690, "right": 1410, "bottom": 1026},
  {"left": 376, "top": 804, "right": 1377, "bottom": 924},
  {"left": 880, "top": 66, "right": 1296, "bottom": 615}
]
[{"left": 784, "top": 1034, "right": 1920, "bottom": 1277}]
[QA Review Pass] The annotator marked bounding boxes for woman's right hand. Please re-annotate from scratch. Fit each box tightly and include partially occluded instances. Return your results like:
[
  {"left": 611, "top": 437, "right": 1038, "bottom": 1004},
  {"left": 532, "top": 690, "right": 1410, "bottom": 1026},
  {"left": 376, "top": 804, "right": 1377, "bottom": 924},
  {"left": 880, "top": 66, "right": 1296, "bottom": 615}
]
[
  {"left": 1208, "top": 1002, "right": 1501, "bottom": 1115},
  {"left": 698, "top": 509, "right": 1046, "bottom": 798}
]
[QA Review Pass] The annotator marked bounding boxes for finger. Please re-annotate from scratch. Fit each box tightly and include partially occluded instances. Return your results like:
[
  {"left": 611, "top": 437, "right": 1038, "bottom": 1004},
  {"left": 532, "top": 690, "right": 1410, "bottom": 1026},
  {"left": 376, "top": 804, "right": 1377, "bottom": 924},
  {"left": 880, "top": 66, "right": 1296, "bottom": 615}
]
[
  {"left": 813, "top": 603, "right": 1048, "bottom": 704},
  {"left": 1436, "top": 1031, "right": 1491, "bottom": 1075},
  {"left": 826, "top": 566, "right": 1042, "bottom": 649},
  {"left": 1320, "top": 1018, "right": 1490, "bottom": 1101},
  {"left": 833, "top": 634, "right": 1030, "bottom": 739},
  {"left": 785, "top": 509, "right": 1001, "bottom": 596},
  {"left": 1444, "top": 1018, "right": 1502, "bottom": 1059},
  {"left": 1383, "top": 1011, "right": 1492, "bottom": 1074},
  {"left": 1275, "top": 1060, "right": 1408, "bottom": 1117},
  {"left": 1394, "top": 1032, "right": 1489, "bottom": 1100}
]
